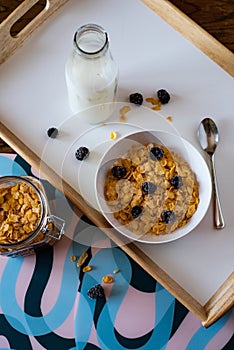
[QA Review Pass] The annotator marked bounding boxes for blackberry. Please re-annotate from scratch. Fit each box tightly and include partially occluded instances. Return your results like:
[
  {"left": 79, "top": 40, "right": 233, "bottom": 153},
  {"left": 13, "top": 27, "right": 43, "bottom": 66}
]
[
  {"left": 87, "top": 284, "right": 105, "bottom": 299},
  {"left": 112, "top": 166, "right": 127, "bottom": 179},
  {"left": 129, "top": 93, "right": 143, "bottom": 105},
  {"left": 142, "top": 181, "right": 157, "bottom": 194},
  {"left": 170, "top": 175, "right": 183, "bottom": 189},
  {"left": 157, "top": 89, "right": 170, "bottom": 104},
  {"left": 161, "top": 210, "right": 176, "bottom": 224},
  {"left": 131, "top": 205, "right": 142, "bottom": 218},
  {"left": 47, "top": 127, "right": 58, "bottom": 138},
  {"left": 75, "top": 146, "right": 90, "bottom": 161},
  {"left": 149, "top": 147, "right": 164, "bottom": 161}
]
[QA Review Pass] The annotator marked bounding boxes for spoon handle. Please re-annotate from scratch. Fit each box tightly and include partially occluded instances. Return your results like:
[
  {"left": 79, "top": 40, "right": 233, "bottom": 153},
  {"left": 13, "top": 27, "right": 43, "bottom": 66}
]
[{"left": 210, "top": 155, "right": 225, "bottom": 229}]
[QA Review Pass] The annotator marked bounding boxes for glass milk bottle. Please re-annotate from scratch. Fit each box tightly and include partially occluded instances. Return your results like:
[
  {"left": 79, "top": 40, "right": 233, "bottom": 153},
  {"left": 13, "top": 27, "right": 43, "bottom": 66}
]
[{"left": 65, "top": 24, "right": 118, "bottom": 124}]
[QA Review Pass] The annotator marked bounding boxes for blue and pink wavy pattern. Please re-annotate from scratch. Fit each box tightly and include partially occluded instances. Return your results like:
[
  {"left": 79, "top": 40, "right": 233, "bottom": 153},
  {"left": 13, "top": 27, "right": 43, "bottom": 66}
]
[{"left": 0, "top": 154, "right": 233, "bottom": 350}]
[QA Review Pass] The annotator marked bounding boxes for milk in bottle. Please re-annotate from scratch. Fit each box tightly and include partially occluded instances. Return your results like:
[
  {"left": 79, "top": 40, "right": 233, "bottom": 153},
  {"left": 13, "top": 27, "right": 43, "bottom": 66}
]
[{"left": 65, "top": 24, "right": 118, "bottom": 124}]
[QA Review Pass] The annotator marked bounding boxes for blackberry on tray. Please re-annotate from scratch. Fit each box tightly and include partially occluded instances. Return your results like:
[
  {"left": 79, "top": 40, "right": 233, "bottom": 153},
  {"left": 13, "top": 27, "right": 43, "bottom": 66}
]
[
  {"left": 47, "top": 127, "right": 58, "bottom": 138},
  {"left": 157, "top": 89, "right": 170, "bottom": 104},
  {"left": 129, "top": 93, "right": 143, "bottom": 105},
  {"left": 75, "top": 146, "right": 90, "bottom": 161}
]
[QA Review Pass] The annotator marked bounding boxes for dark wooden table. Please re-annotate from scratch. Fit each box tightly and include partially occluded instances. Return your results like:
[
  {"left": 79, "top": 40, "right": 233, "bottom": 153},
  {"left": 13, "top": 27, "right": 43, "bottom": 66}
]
[
  {"left": 170, "top": 0, "right": 234, "bottom": 53},
  {"left": 0, "top": 0, "right": 233, "bottom": 153}
]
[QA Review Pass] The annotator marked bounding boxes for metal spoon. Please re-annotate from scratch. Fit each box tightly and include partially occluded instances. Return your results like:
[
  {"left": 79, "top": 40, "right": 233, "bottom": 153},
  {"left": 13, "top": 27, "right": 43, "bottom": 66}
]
[{"left": 198, "top": 117, "right": 225, "bottom": 229}]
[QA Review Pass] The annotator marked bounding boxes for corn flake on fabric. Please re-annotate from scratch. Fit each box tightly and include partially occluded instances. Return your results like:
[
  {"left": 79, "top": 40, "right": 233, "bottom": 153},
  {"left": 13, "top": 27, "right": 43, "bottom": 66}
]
[{"left": 0, "top": 154, "right": 233, "bottom": 350}]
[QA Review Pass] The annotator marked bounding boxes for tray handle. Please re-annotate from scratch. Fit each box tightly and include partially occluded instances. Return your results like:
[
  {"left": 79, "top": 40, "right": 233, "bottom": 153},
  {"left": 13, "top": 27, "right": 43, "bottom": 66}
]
[{"left": 0, "top": 0, "right": 69, "bottom": 65}]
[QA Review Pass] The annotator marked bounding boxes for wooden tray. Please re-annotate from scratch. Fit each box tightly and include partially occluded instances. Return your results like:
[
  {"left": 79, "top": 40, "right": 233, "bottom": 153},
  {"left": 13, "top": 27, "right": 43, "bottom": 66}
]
[{"left": 0, "top": 0, "right": 233, "bottom": 327}]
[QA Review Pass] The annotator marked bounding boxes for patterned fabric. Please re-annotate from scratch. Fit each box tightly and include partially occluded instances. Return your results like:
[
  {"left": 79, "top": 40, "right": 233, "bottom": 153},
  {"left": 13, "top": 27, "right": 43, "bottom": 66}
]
[{"left": 0, "top": 154, "right": 233, "bottom": 350}]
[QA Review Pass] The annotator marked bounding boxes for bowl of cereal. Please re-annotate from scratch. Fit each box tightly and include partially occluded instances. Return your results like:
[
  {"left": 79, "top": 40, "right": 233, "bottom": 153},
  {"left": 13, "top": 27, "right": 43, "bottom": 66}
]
[{"left": 95, "top": 130, "right": 212, "bottom": 243}]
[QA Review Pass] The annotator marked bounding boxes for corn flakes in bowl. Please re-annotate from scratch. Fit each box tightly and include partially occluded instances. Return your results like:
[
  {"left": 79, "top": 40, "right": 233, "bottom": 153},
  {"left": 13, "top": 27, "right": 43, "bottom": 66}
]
[{"left": 95, "top": 130, "right": 212, "bottom": 244}]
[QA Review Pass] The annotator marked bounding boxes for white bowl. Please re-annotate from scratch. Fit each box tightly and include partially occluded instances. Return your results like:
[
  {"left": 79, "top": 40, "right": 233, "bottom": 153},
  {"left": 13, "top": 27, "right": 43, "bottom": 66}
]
[{"left": 95, "top": 130, "right": 212, "bottom": 244}]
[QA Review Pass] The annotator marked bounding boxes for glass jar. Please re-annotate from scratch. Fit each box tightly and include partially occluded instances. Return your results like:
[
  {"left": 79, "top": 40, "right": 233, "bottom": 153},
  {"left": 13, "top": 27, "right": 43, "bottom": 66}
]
[
  {"left": 65, "top": 23, "right": 118, "bottom": 124},
  {"left": 0, "top": 176, "right": 65, "bottom": 257}
]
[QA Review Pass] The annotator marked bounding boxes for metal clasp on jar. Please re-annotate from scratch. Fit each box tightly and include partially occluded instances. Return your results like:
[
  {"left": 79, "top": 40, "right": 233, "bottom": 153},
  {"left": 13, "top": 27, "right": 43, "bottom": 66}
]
[
  {"left": 42, "top": 215, "right": 65, "bottom": 240},
  {"left": 4, "top": 215, "right": 65, "bottom": 257}
]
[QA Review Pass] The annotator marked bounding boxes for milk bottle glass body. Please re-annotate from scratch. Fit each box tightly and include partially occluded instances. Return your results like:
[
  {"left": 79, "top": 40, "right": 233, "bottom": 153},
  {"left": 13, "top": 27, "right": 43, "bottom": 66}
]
[{"left": 65, "top": 24, "right": 118, "bottom": 124}]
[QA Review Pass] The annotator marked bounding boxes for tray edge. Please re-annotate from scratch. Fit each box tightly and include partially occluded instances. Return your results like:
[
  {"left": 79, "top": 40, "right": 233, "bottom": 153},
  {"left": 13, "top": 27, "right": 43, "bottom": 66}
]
[
  {"left": 0, "top": 0, "right": 70, "bottom": 65},
  {"left": 141, "top": 0, "right": 234, "bottom": 77}
]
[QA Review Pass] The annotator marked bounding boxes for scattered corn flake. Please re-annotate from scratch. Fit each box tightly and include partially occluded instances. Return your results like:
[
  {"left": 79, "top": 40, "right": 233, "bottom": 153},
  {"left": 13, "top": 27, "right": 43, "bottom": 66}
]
[
  {"left": 83, "top": 265, "right": 92, "bottom": 272},
  {"left": 120, "top": 106, "right": 131, "bottom": 115},
  {"left": 119, "top": 115, "right": 126, "bottom": 123},
  {"left": 152, "top": 105, "right": 162, "bottom": 111},
  {"left": 119, "top": 105, "right": 131, "bottom": 123},
  {"left": 166, "top": 116, "right": 173, "bottom": 122},
  {"left": 70, "top": 255, "right": 77, "bottom": 262},
  {"left": 146, "top": 97, "right": 159, "bottom": 105},
  {"left": 110, "top": 131, "right": 118, "bottom": 140},
  {"left": 113, "top": 269, "right": 120, "bottom": 274},
  {"left": 145, "top": 97, "right": 162, "bottom": 110},
  {"left": 77, "top": 251, "right": 88, "bottom": 267},
  {"left": 102, "top": 275, "right": 114, "bottom": 284}
]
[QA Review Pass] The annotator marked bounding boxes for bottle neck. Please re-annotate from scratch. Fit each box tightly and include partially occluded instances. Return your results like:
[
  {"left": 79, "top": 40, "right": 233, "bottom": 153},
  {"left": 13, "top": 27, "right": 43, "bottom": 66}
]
[{"left": 73, "top": 24, "right": 109, "bottom": 59}]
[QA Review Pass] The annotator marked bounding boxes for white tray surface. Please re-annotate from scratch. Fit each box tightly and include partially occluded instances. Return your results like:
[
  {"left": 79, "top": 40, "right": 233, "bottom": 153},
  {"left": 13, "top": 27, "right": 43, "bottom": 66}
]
[{"left": 0, "top": 0, "right": 233, "bottom": 304}]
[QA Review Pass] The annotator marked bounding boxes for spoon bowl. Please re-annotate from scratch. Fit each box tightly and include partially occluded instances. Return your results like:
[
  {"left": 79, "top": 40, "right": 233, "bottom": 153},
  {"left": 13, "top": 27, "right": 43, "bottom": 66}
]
[{"left": 198, "top": 118, "right": 219, "bottom": 154}]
